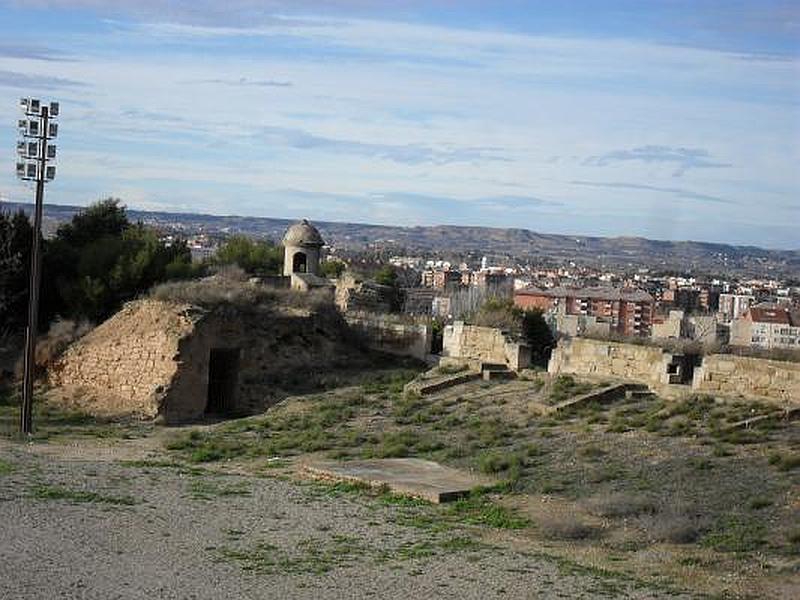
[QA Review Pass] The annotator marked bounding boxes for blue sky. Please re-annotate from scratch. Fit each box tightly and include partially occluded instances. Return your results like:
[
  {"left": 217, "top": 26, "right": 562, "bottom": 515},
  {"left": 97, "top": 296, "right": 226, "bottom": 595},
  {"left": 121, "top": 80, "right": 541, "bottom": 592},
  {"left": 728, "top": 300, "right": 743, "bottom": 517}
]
[{"left": 0, "top": 1, "right": 798, "bottom": 248}]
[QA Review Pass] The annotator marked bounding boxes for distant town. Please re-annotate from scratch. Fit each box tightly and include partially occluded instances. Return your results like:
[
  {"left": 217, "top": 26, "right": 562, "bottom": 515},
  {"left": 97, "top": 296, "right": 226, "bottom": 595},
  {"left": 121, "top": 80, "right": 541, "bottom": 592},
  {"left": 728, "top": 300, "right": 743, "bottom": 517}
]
[{"left": 4, "top": 199, "right": 799, "bottom": 355}]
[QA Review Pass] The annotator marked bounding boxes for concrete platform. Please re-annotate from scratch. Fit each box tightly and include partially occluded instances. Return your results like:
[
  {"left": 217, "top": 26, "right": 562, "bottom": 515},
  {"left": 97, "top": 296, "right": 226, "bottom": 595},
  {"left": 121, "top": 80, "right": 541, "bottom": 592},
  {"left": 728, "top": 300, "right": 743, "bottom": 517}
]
[{"left": 301, "top": 458, "right": 495, "bottom": 503}]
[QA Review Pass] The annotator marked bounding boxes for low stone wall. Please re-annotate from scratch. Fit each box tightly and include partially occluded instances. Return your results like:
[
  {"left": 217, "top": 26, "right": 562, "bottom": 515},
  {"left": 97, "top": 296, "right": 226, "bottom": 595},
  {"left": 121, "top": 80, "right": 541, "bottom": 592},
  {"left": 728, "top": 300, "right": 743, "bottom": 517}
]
[
  {"left": 548, "top": 337, "right": 672, "bottom": 387},
  {"left": 344, "top": 312, "right": 431, "bottom": 361},
  {"left": 549, "top": 337, "right": 800, "bottom": 405},
  {"left": 404, "top": 371, "right": 482, "bottom": 397},
  {"left": 442, "top": 322, "right": 530, "bottom": 371},
  {"left": 336, "top": 274, "right": 395, "bottom": 313},
  {"left": 693, "top": 354, "right": 800, "bottom": 406}
]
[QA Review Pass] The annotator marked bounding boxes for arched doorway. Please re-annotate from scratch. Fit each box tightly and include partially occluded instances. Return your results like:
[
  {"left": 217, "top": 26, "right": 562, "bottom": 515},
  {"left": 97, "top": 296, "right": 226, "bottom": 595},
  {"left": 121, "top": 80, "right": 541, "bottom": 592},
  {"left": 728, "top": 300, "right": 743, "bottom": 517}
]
[{"left": 292, "top": 251, "right": 308, "bottom": 273}]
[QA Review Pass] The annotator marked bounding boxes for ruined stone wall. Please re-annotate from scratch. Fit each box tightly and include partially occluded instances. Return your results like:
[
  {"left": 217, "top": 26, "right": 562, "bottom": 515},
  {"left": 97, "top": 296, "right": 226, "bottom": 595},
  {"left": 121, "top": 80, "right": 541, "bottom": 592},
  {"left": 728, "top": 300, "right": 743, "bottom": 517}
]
[
  {"left": 335, "top": 274, "right": 394, "bottom": 313},
  {"left": 443, "top": 322, "right": 530, "bottom": 370},
  {"left": 548, "top": 337, "right": 670, "bottom": 387},
  {"left": 693, "top": 354, "right": 800, "bottom": 406},
  {"left": 49, "top": 300, "right": 199, "bottom": 419},
  {"left": 344, "top": 312, "right": 431, "bottom": 361}
]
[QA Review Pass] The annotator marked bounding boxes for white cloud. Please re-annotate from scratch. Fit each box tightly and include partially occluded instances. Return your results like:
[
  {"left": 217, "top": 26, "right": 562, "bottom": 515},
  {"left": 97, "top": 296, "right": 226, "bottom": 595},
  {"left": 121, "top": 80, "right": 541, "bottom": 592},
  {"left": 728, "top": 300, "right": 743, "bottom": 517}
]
[{"left": 0, "top": 8, "right": 797, "bottom": 246}]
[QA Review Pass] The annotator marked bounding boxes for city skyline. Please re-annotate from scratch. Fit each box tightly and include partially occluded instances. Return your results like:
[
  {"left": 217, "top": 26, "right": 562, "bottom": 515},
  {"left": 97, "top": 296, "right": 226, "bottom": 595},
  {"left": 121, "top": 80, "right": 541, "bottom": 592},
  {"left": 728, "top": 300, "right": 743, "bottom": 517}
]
[{"left": 0, "top": 1, "right": 798, "bottom": 248}]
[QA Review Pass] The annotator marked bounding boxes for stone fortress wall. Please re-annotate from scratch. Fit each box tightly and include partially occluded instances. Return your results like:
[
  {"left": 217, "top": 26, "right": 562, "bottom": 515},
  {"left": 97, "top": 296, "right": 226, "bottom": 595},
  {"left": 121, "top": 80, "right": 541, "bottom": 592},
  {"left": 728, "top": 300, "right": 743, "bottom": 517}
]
[
  {"left": 547, "top": 337, "right": 671, "bottom": 388},
  {"left": 549, "top": 337, "right": 800, "bottom": 406},
  {"left": 49, "top": 300, "right": 197, "bottom": 419},
  {"left": 693, "top": 354, "right": 800, "bottom": 405},
  {"left": 442, "top": 322, "right": 530, "bottom": 371},
  {"left": 344, "top": 312, "right": 431, "bottom": 361}
]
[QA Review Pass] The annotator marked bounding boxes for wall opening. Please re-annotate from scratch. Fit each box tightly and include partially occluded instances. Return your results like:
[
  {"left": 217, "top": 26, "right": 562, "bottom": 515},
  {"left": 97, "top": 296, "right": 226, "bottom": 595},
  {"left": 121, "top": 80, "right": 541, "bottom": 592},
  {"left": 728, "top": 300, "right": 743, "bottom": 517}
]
[
  {"left": 292, "top": 251, "right": 308, "bottom": 273},
  {"left": 206, "top": 348, "right": 240, "bottom": 415},
  {"left": 666, "top": 353, "right": 702, "bottom": 385},
  {"left": 682, "top": 353, "right": 702, "bottom": 384}
]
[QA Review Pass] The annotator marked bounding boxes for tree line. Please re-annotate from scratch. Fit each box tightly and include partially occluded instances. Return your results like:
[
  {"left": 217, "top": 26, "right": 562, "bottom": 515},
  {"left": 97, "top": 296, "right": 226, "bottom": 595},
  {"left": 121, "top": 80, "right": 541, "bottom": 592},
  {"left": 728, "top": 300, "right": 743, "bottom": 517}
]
[{"left": 0, "top": 199, "right": 293, "bottom": 334}]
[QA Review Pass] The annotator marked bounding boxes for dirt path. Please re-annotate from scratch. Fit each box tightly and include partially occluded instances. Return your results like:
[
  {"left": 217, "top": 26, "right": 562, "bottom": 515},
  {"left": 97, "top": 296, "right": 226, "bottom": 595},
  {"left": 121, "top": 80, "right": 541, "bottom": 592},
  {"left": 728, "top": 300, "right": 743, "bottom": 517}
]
[{"left": 0, "top": 439, "right": 694, "bottom": 600}]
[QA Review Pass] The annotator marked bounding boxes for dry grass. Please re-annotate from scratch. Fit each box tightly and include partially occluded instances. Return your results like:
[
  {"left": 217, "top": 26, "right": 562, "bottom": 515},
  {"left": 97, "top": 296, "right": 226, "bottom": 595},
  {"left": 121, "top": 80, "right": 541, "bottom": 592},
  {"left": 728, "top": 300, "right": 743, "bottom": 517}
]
[
  {"left": 11, "top": 318, "right": 92, "bottom": 378},
  {"left": 536, "top": 514, "right": 604, "bottom": 541},
  {"left": 150, "top": 275, "right": 331, "bottom": 311},
  {"left": 584, "top": 493, "right": 658, "bottom": 519}
]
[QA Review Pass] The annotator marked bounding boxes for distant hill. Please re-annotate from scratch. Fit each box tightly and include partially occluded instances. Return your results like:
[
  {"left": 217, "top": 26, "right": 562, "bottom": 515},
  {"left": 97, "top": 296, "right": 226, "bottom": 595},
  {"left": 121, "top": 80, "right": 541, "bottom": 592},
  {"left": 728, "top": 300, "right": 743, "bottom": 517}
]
[{"left": 2, "top": 201, "right": 798, "bottom": 279}]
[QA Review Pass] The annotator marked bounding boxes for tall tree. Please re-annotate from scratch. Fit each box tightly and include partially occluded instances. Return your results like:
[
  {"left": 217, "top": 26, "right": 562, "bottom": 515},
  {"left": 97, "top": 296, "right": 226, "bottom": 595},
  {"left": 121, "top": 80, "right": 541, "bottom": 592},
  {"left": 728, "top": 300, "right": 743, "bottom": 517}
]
[
  {"left": 0, "top": 210, "right": 33, "bottom": 332},
  {"left": 42, "top": 199, "right": 197, "bottom": 323},
  {"left": 214, "top": 235, "right": 282, "bottom": 275}
]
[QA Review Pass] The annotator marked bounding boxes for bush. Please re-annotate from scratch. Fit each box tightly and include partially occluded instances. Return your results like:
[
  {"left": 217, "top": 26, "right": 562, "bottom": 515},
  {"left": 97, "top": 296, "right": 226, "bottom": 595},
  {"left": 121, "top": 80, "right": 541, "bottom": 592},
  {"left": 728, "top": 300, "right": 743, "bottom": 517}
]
[
  {"left": 700, "top": 515, "right": 767, "bottom": 553},
  {"left": 39, "top": 199, "right": 201, "bottom": 324},
  {"left": 648, "top": 515, "right": 705, "bottom": 544},
  {"left": 214, "top": 235, "right": 282, "bottom": 275},
  {"left": 537, "top": 515, "right": 603, "bottom": 540},
  {"left": 16, "top": 318, "right": 93, "bottom": 377},
  {"left": 768, "top": 451, "right": 800, "bottom": 472},
  {"left": 0, "top": 209, "right": 33, "bottom": 332},
  {"left": 470, "top": 298, "right": 520, "bottom": 332},
  {"left": 476, "top": 451, "right": 524, "bottom": 477},
  {"left": 320, "top": 260, "right": 346, "bottom": 279}
]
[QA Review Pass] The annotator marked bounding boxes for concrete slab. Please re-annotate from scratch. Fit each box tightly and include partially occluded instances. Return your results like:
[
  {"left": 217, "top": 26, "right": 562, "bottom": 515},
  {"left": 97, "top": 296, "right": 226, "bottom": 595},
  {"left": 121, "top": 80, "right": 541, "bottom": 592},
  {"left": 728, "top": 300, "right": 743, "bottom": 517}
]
[{"left": 301, "top": 458, "right": 495, "bottom": 503}]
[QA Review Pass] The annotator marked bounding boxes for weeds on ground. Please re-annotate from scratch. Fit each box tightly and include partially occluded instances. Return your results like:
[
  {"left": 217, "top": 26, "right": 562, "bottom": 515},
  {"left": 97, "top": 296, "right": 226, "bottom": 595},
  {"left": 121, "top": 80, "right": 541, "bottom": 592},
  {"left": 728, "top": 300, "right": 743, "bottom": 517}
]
[
  {"left": 548, "top": 375, "right": 593, "bottom": 404},
  {"left": 216, "top": 530, "right": 484, "bottom": 576},
  {"left": 121, "top": 459, "right": 207, "bottom": 475},
  {"left": 584, "top": 492, "right": 657, "bottom": 519},
  {"left": 446, "top": 492, "right": 530, "bottom": 529},
  {"left": 768, "top": 451, "right": 800, "bottom": 472},
  {"left": 30, "top": 484, "right": 137, "bottom": 506},
  {"left": 188, "top": 478, "right": 251, "bottom": 501},
  {"left": 536, "top": 514, "right": 604, "bottom": 541},
  {"left": 700, "top": 515, "right": 767, "bottom": 553},
  {"left": 361, "top": 430, "right": 444, "bottom": 459},
  {"left": 361, "top": 370, "right": 418, "bottom": 396}
]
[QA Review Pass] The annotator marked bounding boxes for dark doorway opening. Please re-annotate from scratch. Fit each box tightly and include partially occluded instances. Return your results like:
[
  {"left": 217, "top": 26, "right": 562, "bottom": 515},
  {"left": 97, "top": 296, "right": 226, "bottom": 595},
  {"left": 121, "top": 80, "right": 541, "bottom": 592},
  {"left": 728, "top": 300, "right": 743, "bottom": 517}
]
[
  {"left": 292, "top": 251, "right": 308, "bottom": 273},
  {"left": 206, "top": 348, "right": 240, "bottom": 415},
  {"left": 682, "top": 353, "right": 702, "bottom": 384},
  {"left": 666, "top": 353, "right": 702, "bottom": 385}
]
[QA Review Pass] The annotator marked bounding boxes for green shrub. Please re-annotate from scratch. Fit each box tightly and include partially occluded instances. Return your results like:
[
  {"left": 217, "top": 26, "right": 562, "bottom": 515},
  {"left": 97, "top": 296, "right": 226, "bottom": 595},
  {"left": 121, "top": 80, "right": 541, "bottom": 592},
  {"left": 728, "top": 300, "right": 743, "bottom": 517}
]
[
  {"left": 701, "top": 516, "right": 767, "bottom": 553},
  {"left": 768, "top": 451, "right": 800, "bottom": 471}
]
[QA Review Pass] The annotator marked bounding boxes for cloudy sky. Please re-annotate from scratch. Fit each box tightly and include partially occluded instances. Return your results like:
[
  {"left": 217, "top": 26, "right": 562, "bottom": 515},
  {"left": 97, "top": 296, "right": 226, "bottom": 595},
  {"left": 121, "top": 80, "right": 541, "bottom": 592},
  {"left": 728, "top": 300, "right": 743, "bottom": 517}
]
[{"left": 0, "top": 1, "right": 798, "bottom": 248}]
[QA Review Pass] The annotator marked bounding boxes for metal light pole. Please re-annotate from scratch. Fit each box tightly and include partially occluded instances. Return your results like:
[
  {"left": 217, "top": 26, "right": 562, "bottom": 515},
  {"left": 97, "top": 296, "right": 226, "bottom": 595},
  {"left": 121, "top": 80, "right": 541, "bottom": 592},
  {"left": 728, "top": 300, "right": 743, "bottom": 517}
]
[{"left": 16, "top": 98, "right": 59, "bottom": 435}]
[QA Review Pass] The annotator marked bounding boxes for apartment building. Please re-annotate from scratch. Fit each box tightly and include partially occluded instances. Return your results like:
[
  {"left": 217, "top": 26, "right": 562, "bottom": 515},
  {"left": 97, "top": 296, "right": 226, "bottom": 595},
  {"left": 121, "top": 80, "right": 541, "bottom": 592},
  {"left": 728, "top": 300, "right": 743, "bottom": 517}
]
[
  {"left": 514, "top": 285, "right": 654, "bottom": 336},
  {"left": 730, "top": 303, "right": 800, "bottom": 350}
]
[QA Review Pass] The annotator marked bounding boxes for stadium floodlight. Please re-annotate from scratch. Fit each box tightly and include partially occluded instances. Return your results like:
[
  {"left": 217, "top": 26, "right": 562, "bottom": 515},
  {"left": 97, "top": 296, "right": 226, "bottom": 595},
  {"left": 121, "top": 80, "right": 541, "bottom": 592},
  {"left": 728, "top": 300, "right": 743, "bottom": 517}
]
[{"left": 14, "top": 97, "right": 60, "bottom": 435}]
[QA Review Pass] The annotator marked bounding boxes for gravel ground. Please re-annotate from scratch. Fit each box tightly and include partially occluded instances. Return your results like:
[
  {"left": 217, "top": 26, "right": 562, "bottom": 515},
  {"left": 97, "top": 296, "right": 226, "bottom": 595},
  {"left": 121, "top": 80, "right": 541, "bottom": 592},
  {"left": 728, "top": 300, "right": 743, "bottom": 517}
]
[{"left": 0, "top": 442, "right": 694, "bottom": 600}]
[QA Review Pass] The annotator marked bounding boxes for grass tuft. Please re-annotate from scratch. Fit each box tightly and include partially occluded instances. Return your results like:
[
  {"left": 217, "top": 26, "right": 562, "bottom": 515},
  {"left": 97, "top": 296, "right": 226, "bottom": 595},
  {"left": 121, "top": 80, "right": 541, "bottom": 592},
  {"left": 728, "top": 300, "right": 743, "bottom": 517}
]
[{"left": 30, "top": 484, "right": 137, "bottom": 505}]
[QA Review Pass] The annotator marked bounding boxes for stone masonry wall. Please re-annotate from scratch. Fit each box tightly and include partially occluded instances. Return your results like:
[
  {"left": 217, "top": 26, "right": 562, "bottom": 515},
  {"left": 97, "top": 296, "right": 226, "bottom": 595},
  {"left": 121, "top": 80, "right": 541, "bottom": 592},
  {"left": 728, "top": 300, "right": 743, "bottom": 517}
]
[
  {"left": 344, "top": 312, "right": 431, "bottom": 361},
  {"left": 443, "top": 322, "right": 530, "bottom": 371},
  {"left": 693, "top": 354, "right": 800, "bottom": 406},
  {"left": 548, "top": 337, "right": 671, "bottom": 387},
  {"left": 549, "top": 337, "right": 800, "bottom": 405},
  {"left": 50, "top": 299, "right": 375, "bottom": 423},
  {"left": 49, "top": 300, "right": 199, "bottom": 419}
]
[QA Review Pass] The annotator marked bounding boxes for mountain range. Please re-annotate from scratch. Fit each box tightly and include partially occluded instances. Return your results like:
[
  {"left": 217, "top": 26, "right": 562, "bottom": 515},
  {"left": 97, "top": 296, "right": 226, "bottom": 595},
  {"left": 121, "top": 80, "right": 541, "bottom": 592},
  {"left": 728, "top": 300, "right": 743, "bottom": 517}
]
[{"left": 2, "top": 201, "right": 798, "bottom": 280}]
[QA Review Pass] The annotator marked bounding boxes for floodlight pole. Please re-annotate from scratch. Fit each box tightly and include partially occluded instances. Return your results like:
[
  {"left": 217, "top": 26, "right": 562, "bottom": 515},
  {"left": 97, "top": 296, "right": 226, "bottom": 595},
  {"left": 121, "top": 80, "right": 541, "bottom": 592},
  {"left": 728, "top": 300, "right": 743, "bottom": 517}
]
[{"left": 20, "top": 105, "right": 48, "bottom": 435}]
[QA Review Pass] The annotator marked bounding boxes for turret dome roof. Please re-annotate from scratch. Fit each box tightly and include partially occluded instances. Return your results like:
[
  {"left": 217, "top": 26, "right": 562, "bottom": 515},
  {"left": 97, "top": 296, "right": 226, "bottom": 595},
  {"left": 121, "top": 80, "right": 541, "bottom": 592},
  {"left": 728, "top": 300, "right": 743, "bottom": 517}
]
[{"left": 283, "top": 219, "right": 324, "bottom": 247}]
